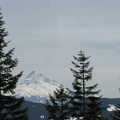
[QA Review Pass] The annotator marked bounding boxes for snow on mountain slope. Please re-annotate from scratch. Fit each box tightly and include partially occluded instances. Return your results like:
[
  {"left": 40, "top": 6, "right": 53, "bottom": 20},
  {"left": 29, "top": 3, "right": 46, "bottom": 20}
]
[{"left": 15, "top": 71, "right": 60, "bottom": 103}]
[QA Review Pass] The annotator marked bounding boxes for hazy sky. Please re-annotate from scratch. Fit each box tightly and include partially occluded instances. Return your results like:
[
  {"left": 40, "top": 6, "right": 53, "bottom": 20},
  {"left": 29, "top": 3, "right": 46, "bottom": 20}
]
[{"left": 1, "top": 0, "right": 120, "bottom": 98}]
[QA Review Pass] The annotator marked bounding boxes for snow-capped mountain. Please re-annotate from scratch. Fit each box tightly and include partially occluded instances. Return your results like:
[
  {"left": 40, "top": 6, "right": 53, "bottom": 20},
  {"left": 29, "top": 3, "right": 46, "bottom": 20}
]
[{"left": 15, "top": 71, "right": 60, "bottom": 103}]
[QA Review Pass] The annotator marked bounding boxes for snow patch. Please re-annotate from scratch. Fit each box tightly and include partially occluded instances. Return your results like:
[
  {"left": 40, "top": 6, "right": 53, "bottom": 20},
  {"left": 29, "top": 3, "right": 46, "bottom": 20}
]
[{"left": 107, "top": 104, "right": 117, "bottom": 111}]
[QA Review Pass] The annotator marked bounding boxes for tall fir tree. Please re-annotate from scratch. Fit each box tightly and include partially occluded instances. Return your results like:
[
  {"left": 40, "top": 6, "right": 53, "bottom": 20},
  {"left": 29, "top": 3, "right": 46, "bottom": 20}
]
[
  {"left": 45, "top": 85, "right": 70, "bottom": 120},
  {"left": 70, "top": 50, "right": 105, "bottom": 120},
  {"left": 0, "top": 10, "right": 28, "bottom": 120}
]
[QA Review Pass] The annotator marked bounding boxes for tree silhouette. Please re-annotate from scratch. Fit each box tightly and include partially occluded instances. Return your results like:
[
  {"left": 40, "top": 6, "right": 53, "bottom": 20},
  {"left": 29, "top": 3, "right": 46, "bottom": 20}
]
[
  {"left": 0, "top": 10, "right": 28, "bottom": 120},
  {"left": 45, "top": 85, "right": 70, "bottom": 120},
  {"left": 70, "top": 50, "right": 105, "bottom": 120}
]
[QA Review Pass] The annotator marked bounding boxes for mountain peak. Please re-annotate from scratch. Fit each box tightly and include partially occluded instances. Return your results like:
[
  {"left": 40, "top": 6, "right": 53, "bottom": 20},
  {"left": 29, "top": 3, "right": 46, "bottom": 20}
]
[
  {"left": 15, "top": 71, "right": 59, "bottom": 103},
  {"left": 26, "top": 70, "right": 42, "bottom": 78},
  {"left": 25, "top": 71, "right": 57, "bottom": 84}
]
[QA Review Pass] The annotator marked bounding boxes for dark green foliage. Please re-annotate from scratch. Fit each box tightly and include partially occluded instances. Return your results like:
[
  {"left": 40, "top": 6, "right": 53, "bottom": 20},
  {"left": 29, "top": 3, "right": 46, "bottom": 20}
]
[
  {"left": 70, "top": 50, "right": 105, "bottom": 120},
  {"left": 69, "top": 80, "right": 83, "bottom": 119},
  {"left": 0, "top": 10, "right": 28, "bottom": 120},
  {"left": 86, "top": 96, "right": 106, "bottom": 120},
  {"left": 45, "top": 85, "right": 70, "bottom": 120}
]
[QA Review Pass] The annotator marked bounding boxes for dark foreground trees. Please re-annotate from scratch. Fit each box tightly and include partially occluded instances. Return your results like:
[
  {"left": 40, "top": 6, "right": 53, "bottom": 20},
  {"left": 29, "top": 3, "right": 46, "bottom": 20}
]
[
  {"left": 0, "top": 10, "right": 28, "bottom": 119},
  {"left": 45, "top": 85, "right": 70, "bottom": 120},
  {"left": 46, "top": 51, "right": 108, "bottom": 120},
  {"left": 70, "top": 51, "right": 106, "bottom": 120}
]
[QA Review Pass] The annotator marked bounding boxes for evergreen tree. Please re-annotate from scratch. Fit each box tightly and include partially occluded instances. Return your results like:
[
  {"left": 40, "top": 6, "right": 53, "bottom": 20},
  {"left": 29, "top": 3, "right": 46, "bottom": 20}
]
[
  {"left": 0, "top": 10, "right": 28, "bottom": 120},
  {"left": 70, "top": 50, "right": 105, "bottom": 120},
  {"left": 45, "top": 85, "right": 70, "bottom": 120}
]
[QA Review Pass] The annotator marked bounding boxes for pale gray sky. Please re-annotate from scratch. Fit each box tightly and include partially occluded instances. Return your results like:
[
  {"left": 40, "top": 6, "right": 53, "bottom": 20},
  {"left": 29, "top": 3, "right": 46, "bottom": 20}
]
[{"left": 1, "top": 0, "right": 120, "bottom": 98}]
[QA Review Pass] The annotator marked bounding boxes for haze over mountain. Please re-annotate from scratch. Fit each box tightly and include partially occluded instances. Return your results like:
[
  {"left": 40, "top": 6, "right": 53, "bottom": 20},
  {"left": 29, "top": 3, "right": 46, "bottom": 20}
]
[{"left": 15, "top": 71, "right": 60, "bottom": 103}]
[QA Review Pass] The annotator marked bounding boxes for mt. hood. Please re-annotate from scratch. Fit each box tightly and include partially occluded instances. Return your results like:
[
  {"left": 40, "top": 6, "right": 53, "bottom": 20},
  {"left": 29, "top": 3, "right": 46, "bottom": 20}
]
[{"left": 15, "top": 71, "right": 60, "bottom": 103}]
